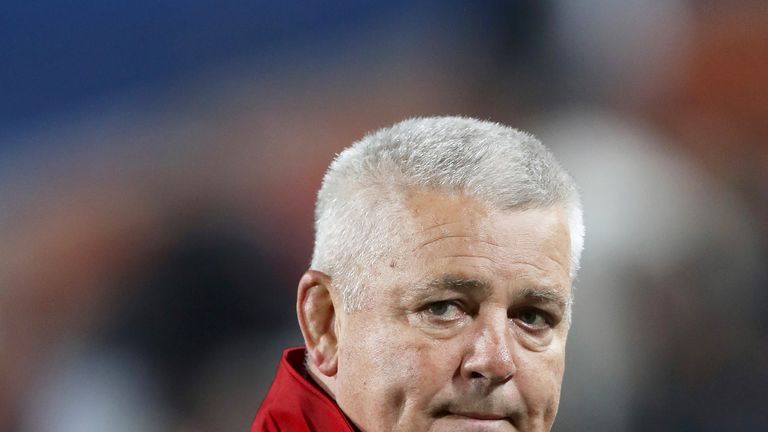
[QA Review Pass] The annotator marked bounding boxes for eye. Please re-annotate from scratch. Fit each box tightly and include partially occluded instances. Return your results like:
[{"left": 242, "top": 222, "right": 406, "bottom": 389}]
[
  {"left": 515, "top": 308, "right": 550, "bottom": 329},
  {"left": 421, "top": 300, "right": 466, "bottom": 324},
  {"left": 426, "top": 301, "right": 459, "bottom": 316},
  {"left": 427, "top": 301, "right": 454, "bottom": 316}
]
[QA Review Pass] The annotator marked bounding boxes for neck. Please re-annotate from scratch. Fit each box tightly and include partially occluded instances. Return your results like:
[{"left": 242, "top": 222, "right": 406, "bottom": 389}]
[{"left": 306, "top": 361, "right": 337, "bottom": 399}]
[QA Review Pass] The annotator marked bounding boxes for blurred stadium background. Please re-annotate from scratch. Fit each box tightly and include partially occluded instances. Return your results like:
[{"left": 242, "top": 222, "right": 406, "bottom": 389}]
[{"left": 1, "top": 1, "right": 767, "bottom": 431}]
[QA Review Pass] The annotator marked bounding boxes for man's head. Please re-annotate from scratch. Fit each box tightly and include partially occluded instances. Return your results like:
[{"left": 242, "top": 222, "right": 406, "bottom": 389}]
[{"left": 296, "top": 116, "right": 583, "bottom": 431}]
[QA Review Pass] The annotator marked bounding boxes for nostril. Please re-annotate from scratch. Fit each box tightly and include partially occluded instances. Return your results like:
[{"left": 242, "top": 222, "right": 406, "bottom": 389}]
[{"left": 470, "top": 371, "right": 484, "bottom": 379}]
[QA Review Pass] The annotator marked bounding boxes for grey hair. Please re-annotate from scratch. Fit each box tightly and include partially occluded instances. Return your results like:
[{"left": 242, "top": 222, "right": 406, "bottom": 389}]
[{"left": 311, "top": 116, "right": 584, "bottom": 311}]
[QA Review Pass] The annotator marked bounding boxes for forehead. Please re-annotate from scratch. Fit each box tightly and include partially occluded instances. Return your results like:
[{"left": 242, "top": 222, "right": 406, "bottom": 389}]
[{"left": 380, "top": 191, "right": 571, "bottom": 297}]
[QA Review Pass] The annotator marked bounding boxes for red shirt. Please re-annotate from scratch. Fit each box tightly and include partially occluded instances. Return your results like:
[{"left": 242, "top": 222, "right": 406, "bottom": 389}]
[{"left": 251, "top": 347, "right": 356, "bottom": 431}]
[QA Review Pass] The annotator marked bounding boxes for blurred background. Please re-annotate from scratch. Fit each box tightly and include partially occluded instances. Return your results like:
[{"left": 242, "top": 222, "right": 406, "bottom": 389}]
[{"left": 1, "top": 1, "right": 767, "bottom": 431}]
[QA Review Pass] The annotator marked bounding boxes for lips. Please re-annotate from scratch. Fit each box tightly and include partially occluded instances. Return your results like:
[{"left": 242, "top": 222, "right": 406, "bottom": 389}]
[
  {"left": 450, "top": 412, "right": 507, "bottom": 421},
  {"left": 432, "top": 400, "right": 520, "bottom": 428}
]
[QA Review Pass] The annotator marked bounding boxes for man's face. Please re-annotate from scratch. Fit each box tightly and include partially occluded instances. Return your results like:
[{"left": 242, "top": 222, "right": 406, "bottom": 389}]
[{"left": 332, "top": 192, "right": 572, "bottom": 432}]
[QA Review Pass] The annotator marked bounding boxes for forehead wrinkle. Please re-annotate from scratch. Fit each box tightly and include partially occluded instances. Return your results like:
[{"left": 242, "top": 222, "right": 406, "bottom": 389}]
[
  {"left": 502, "top": 252, "right": 568, "bottom": 278},
  {"left": 421, "top": 221, "right": 455, "bottom": 231},
  {"left": 415, "top": 235, "right": 502, "bottom": 251},
  {"left": 416, "top": 234, "right": 473, "bottom": 250},
  {"left": 441, "top": 254, "right": 501, "bottom": 267}
]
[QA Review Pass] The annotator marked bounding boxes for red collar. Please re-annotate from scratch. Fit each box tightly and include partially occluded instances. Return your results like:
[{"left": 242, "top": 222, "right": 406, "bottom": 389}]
[{"left": 252, "top": 347, "right": 355, "bottom": 431}]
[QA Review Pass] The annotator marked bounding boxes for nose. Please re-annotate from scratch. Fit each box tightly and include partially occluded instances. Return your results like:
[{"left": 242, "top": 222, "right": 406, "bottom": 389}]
[{"left": 460, "top": 312, "right": 516, "bottom": 383}]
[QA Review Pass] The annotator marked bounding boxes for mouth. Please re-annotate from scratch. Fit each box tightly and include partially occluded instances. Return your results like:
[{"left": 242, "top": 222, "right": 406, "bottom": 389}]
[
  {"left": 432, "top": 404, "right": 520, "bottom": 430},
  {"left": 449, "top": 412, "right": 508, "bottom": 421},
  {"left": 437, "top": 412, "right": 516, "bottom": 431}
]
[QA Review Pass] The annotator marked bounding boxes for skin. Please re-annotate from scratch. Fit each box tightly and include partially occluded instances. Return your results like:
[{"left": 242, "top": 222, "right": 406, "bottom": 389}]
[{"left": 298, "top": 191, "right": 572, "bottom": 432}]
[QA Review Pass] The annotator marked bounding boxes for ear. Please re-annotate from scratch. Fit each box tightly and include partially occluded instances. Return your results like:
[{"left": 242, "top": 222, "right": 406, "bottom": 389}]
[{"left": 296, "top": 269, "right": 339, "bottom": 377}]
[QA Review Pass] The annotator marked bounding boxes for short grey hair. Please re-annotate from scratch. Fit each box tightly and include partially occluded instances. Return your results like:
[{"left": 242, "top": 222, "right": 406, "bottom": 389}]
[{"left": 311, "top": 116, "right": 584, "bottom": 310}]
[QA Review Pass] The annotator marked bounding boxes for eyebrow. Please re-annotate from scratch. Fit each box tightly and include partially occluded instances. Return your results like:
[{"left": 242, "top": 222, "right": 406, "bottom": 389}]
[
  {"left": 517, "top": 286, "right": 569, "bottom": 311},
  {"left": 423, "top": 274, "right": 492, "bottom": 295},
  {"left": 420, "top": 274, "right": 568, "bottom": 311}
]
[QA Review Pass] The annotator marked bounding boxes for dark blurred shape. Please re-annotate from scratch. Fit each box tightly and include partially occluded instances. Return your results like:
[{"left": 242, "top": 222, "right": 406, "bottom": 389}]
[
  {"left": 101, "top": 215, "right": 294, "bottom": 418},
  {"left": 632, "top": 250, "right": 768, "bottom": 431}
]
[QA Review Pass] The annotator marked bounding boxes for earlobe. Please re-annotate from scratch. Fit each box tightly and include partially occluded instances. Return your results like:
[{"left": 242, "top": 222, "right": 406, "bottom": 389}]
[{"left": 297, "top": 270, "right": 339, "bottom": 377}]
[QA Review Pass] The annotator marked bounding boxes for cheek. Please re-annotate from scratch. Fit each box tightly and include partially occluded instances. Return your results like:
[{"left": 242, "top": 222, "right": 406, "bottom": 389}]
[
  {"left": 342, "top": 330, "right": 450, "bottom": 395},
  {"left": 336, "top": 322, "right": 460, "bottom": 428},
  {"left": 515, "top": 347, "right": 566, "bottom": 424}
]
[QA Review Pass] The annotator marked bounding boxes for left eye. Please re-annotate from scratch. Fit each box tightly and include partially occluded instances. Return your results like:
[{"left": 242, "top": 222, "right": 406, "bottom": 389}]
[
  {"left": 426, "top": 301, "right": 459, "bottom": 316},
  {"left": 517, "top": 309, "right": 549, "bottom": 327}
]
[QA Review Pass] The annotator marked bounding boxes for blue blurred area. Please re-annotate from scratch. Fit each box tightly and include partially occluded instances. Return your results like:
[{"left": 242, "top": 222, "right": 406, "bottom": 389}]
[{"left": 0, "top": 0, "right": 415, "bottom": 140}]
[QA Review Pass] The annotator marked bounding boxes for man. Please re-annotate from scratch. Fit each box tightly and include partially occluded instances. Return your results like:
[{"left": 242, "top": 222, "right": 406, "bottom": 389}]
[{"left": 252, "top": 116, "right": 584, "bottom": 431}]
